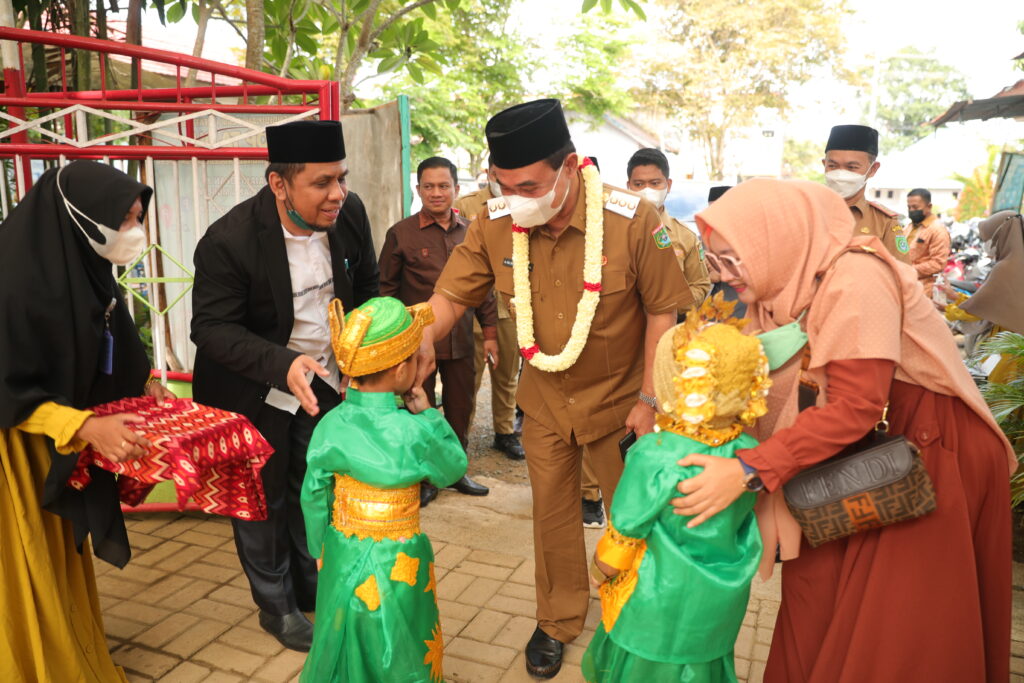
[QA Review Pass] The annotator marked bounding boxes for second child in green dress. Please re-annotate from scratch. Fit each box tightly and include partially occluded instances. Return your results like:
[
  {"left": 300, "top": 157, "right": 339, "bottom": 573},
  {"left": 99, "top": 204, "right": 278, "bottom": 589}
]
[
  {"left": 300, "top": 297, "right": 467, "bottom": 683},
  {"left": 583, "top": 302, "right": 769, "bottom": 683}
]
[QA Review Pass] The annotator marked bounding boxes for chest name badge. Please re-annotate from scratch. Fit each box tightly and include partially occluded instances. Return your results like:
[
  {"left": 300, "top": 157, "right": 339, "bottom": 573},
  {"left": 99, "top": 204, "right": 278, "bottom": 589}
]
[
  {"left": 487, "top": 197, "right": 511, "bottom": 219},
  {"left": 502, "top": 256, "right": 531, "bottom": 271},
  {"left": 605, "top": 190, "right": 639, "bottom": 219},
  {"left": 652, "top": 224, "right": 672, "bottom": 250}
]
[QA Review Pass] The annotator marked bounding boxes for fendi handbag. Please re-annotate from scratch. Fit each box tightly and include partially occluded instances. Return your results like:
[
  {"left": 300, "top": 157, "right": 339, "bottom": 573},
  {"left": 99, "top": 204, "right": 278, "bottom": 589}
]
[{"left": 782, "top": 404, "right": 936, "bottom": 547}]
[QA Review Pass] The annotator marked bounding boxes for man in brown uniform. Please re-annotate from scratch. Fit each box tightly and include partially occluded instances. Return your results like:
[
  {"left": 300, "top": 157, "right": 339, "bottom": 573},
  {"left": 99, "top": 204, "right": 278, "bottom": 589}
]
[
  {"left": 823, "top": 124, "right": 912, "bottom": 263},
  {"left": 455, "top": 168, "right": 526, "bottom": 461},
  {"left": 906, "top": 187, "right": 951, "bottom": 297},
  {"left": 378, "top": 155, "right": 495, "bottom": 505},
  {"left": 626, "top": 147, "right": 711, "bottom": 305},
  {"left": 418, "top": 99, "right": 691, "bottom": 678}
]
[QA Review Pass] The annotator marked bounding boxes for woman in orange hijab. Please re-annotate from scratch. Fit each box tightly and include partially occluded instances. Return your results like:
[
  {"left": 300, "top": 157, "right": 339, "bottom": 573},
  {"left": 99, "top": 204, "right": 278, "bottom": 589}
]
[{"left": 671, "top": 179, "right": 1015, "bottom": 683}]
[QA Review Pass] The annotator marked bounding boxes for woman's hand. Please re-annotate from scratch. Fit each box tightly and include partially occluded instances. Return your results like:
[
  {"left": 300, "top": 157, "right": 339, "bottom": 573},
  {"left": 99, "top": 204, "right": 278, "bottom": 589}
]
[
  {"left": 75, "top": 413, "right": 151, "bottom": 464},
  {"left": 589, "top": 557, "right": 618, "bottom": 588},
  {"left": 403, "top": 386, "right": 431, "bottom": 415},
  {"left": 144, "top": 379, "right": 176, "bottom": 405},
  {"left": 670, "top": 454, "right": 746, "bottom": 528}
]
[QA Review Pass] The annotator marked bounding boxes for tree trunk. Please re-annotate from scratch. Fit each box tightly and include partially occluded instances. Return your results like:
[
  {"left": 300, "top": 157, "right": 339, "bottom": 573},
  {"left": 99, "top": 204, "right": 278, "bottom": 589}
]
[
  {"left": 127, "top": 0, "right": 143, "bottom": 90},
  {"left": 70, "top": 0, "right": 91, "bottom": 91},
  {"left": 25, "top": 0, "right": 48, "bottom": 90},
  {"left": 186, "top": 0, "right": 213, "bottom": 87},
  {"left": 244, "top": 0, "right": 265, "bottom": 71}
]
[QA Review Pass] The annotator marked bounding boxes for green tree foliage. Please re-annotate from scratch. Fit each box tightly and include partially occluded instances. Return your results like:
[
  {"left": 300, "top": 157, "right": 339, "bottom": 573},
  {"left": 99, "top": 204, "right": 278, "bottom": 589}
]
[
  {"left": 781, "top": 138, "right": 825, "bottom": 182},
  {"left": 630, "top": 0, "right": 846, "bottom": 180},
  {"left": 865, "top": 48, "right": 970, "bottom": 153},
  {"left": 952, "top": 146, "right": 999, "bottom": 221},
  {"left": 977, "top": 331, "right": 1024, "bottom": 506},
  {"left": 552, "top": 13, "right": 634, "bottom": 123}
]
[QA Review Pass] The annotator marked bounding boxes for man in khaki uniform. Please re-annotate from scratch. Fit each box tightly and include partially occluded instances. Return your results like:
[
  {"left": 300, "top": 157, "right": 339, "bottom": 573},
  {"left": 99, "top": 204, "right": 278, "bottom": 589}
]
[
  {"left": 823, "top": 124, "right": 912, "bottom": 263},
  {"left": 419, "top": 99, "right": 691, "bottom": 678},
  {"left": 626, "top": 147, "right": 711, "bottom": 305},
  {"left": 455, "top": 170, "right": 525, "bottom": 460},
  {"left": 906, "top": 187, "right": 951, "bottom": 297}
]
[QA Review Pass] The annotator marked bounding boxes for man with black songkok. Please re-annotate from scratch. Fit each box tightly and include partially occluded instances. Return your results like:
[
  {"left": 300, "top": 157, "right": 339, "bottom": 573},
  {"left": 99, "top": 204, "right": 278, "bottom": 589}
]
[
  {"left": 420, "top": 99, "right": 692, "bottom": 678},
  {"left": 822, "top": 124, "right": 911, "bottom": 263},
  {"left": 191, "top": 120, "right": 379, "bottom": 651}
]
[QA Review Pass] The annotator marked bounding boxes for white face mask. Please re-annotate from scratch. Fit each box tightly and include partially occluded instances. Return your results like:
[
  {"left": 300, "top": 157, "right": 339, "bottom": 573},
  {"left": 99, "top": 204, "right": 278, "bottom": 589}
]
[
  {"left": 506, "top": 163, "right": 570, "bottom": 228},
  {"left": 824, "top": 169, "right": 868, "bottom": 199},
  {"left": 57, "top": 167, "right": 148, "bottom": 266},
  {"left": 639, "top": 186, "right": 668, "bottom": 209},
  {"left": 489, "top": 180, "right": 502, "bottom": 197}
]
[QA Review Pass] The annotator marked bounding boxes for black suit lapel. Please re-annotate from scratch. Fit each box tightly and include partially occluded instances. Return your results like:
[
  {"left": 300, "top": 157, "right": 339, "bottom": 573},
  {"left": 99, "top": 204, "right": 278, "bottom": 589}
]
[
  {"left": 328, "top": 222, "right": 355, "bottom": 309},
  {"left": 256, "top": 188, "right": 294, "bottom": 340}
]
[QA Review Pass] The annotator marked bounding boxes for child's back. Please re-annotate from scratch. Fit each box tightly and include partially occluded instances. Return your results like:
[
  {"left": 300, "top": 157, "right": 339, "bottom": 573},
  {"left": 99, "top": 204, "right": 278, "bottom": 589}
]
[{"left": 300, "top": 389, "right": 466, "bottom": 683}]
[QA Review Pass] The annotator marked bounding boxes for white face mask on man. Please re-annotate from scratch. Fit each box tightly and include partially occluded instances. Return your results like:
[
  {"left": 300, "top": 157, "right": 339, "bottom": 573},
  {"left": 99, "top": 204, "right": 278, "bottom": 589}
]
[
  {"left": 489, "top": 180, "right": 502, "bottom": 198},
  {"left": 56, "top": 167, "right": 148, "bottom": 266},
  {"left": 639, "top": 186, "right": 668, "bottom": 209},
  {"left": 505, "top": 163, "right": 570, "bottom": 228},
  {"left": 824, "top": 169, "right": 868, "bottom": 199}
]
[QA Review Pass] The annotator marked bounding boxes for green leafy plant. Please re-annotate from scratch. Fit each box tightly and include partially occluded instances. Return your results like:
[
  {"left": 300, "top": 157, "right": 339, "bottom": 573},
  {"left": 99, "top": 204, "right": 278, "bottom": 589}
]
[{"left": 976, "top": 331, "right": 1024, "bottom": 506}]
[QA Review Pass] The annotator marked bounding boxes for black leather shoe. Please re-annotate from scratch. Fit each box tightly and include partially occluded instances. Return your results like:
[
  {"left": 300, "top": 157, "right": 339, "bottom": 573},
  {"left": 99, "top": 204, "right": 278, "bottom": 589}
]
[
  {"left": 420, "top": 481, "right": 439, "bottom": 508},
  {"left": 447, "top": 474, "right": 489, "bottom": 496},
  {"left": 525, "top": 625, "right": 563, "bottom": 679},
  {"left": 493, "top": 432, "right": 526, "bottom": 460},
  {"left": 258, "top": 609, "right": 314, "bottom": 652}
]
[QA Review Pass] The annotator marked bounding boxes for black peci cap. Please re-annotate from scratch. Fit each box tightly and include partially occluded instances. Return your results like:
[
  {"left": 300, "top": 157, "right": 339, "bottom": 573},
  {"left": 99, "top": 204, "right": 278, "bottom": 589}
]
[
  {"left": 708, "top": 185, "right": 732, "bottom": 203},
  {"left": 266, "top": 120, "right": 346, "bottom": 163},
  {"left": 485, "top": 99, "right": 572, "bottom": 169},
  {"left": 825, "top": 124, "right": 879, "bottom": 156}
]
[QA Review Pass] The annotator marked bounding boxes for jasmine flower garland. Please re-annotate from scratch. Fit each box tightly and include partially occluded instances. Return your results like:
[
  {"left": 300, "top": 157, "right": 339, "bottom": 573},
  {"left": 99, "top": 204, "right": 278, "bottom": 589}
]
[{"left": 511, "top": 160, "right": 604, "bottom": 372}]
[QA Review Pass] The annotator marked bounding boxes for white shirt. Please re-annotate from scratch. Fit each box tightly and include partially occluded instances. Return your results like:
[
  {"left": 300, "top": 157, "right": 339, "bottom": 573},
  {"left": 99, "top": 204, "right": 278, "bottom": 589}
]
[{"left": 265, "top": 226, "right": 340, "bottom": 414}]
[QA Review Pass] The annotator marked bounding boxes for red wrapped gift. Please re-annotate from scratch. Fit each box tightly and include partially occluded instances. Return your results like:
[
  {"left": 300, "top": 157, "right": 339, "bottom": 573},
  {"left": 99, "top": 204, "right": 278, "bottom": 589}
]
[{"left": 70, "top": 397, "right": 273, "bottom": 521}]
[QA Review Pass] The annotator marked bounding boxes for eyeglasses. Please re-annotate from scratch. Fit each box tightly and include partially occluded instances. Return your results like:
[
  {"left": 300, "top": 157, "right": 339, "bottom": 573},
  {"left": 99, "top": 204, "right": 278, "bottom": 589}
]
[{"left": 704, "top": 250, "right": 743, "bottom": 276}]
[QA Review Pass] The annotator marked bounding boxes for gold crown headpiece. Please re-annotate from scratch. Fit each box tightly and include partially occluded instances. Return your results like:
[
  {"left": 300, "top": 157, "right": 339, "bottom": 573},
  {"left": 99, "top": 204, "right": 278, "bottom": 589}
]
[
  {"left": 652, "top": 294, "right": 771, "bottom": 444},
  {"left": 328, "top": 297, "right": 435, "bottom": 377}
]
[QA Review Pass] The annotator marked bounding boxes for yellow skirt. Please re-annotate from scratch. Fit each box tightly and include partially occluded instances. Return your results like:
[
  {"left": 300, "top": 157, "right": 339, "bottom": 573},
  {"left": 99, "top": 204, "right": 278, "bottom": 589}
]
[{"left": 0, "top": 427, "right": 127, "bottom": 683}]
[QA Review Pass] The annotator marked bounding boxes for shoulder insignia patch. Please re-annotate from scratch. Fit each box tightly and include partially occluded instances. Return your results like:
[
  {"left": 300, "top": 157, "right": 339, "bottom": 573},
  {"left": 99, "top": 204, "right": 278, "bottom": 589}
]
[
  {"left": 487, "top": 196, "right": 511, "bottom": 219},
  {"left": 894, "top": 234, "right": 910, "bottom": 254},
  {"left": 652, "top": 224, "right": 672, "bottom": 250},
  {"left": 605, "top": 190, "right": 639, "bottom": 219},
  {"left": 867, "top": 200, "right": 898, "bottom": 218}
]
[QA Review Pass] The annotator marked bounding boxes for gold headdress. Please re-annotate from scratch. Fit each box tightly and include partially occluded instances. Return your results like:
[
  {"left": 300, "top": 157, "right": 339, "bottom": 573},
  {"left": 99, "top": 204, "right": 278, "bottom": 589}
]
[
  {"left": 652, "top": 294, "right": 771, "bottom": 446},
  {"left": 328, "top": 296, "right": 435, "bottom": 377}
]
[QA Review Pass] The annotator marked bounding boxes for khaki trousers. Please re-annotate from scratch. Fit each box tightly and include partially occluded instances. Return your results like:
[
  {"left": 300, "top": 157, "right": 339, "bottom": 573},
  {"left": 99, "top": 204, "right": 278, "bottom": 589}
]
[
  {"left": 581, "top": 455, "right": 602, "bottom": 502},
  {"left": 470, "top": 317, "right": 519, "bottom": 435},
  {"left": 521, "top": 414, "right": 626, "bottom": 642}
]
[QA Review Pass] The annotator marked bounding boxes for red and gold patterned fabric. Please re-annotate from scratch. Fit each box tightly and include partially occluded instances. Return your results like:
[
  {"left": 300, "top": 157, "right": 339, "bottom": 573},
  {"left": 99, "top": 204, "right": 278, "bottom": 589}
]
[{"left": 69, "top": 397, "right": 272, "bottom": 521}]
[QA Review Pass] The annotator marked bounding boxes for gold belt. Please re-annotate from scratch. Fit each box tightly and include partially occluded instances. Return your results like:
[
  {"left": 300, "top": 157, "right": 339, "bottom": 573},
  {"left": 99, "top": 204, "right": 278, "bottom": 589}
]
[{"left": 331, "top": 474, "right": 420, "bottom": 541}]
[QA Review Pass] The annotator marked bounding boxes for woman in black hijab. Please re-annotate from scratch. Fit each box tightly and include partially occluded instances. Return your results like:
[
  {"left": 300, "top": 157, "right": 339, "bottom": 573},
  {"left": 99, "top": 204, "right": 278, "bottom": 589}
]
[{"left": 0, "top": 160, "right": 173, "bottom": 682}]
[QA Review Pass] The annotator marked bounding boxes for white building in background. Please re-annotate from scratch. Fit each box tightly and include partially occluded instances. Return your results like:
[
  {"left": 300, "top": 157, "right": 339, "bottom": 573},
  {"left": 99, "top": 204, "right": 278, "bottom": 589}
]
[{"left": 869, "top": 119, "right": 1024, "bottom": 218}]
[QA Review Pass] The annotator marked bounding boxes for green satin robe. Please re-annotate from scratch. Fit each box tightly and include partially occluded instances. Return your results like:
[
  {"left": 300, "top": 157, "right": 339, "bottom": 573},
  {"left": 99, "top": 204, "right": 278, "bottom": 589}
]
[
  {"left": 299, "top": 389, "right": 467, "bottom": 683},
  {"left": 583, "top": 430, "right": 762, "bottom": 683}
]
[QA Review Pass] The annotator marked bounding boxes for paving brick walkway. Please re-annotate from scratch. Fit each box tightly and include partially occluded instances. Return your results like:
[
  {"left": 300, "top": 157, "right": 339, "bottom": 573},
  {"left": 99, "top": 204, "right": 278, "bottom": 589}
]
[{"left": 99, "top": 478, "right": 1024, "bottom": 682}]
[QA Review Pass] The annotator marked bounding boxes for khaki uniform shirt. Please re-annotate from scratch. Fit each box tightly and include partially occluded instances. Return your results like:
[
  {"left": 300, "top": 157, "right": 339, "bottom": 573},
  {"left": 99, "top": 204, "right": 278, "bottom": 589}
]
[
  {"left": 435, "top": 177, "right": 692, "bottom": 444},
  {"left": 661, "top": 210, "right": 711, "bottom": 307},
  {"left": 378, "top": 208, "right": 497, "bottom": 360},
  {"left": 850, "top": 195, "right": 912, "bottom": 263},
  {"left": 455, "top": 188, "right": 511, "bottom": 320},
  {"left": 908, "top": 213, "right": 951, "bottom": 296}
]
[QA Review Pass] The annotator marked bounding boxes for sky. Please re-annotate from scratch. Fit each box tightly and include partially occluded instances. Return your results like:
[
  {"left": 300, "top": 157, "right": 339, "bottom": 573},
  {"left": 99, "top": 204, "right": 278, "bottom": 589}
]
[{"left": 140, "top": 0, "right": 1022, "bottom": 140}]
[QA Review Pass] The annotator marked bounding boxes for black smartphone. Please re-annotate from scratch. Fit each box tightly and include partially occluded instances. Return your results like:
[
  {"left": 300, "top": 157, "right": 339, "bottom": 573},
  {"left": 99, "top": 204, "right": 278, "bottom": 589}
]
[{"left": 618, "top": 430, "right": 637, "bottom": 460}]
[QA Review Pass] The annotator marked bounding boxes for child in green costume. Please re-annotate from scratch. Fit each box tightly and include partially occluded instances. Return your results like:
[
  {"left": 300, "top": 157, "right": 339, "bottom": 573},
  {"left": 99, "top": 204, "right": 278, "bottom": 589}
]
[
  {"left": 300, "top": 296, "right": 467, "bottom": 683},
  {"left": 583, "top": 300, "right": 768, "bottom": 683}
]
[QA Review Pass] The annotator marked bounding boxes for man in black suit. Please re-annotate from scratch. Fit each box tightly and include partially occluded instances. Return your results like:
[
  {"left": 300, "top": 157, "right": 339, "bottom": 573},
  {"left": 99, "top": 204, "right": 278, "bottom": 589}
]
[{"left": 191, "top": 120, "right": 378, "bottom": 651}]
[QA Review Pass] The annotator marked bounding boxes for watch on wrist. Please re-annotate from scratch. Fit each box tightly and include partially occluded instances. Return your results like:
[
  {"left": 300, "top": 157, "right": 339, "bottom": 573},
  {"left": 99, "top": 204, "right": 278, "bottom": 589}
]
[
  {"left": 737, "top": 455, "right": 765, "bottom": 492},
  {"left": 638, "top": 391, "right": 657, "bottom": 410}
]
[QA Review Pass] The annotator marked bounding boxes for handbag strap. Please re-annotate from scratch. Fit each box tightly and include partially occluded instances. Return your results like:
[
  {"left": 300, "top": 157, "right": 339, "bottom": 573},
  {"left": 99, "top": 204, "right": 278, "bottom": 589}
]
[{"left": 796, "top": 244, "right": 902, "bottom": 428}]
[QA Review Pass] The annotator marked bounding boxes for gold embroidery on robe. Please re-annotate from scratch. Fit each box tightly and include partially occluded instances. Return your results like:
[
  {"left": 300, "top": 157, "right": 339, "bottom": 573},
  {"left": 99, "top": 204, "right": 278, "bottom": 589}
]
[
  {"left": 391, "top": 552, "right": 420, "bottom": 586},
  {"left": 599, "top": 543, "right": 647, "bottom": 633},
  {"left": 332, "top": 474, "right": 420, "bottom": 541},
  {"left": 355, "top": 574, "right": 381, "bottom": 611},
  {"left": 596, "top": 520, "right": 645, "bottom": 571},
  {"left": 423, "top": 621, "right": 444, "bottom": 682},
  {"left": 424, "top": 561, "right": 437, "bottom": 593}
]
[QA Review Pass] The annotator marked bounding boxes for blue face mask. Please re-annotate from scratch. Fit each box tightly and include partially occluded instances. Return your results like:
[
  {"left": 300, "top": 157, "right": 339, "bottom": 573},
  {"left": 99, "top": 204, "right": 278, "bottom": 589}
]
[{"left": 755, "top": 313, "right": 808, "bottom": 371}]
